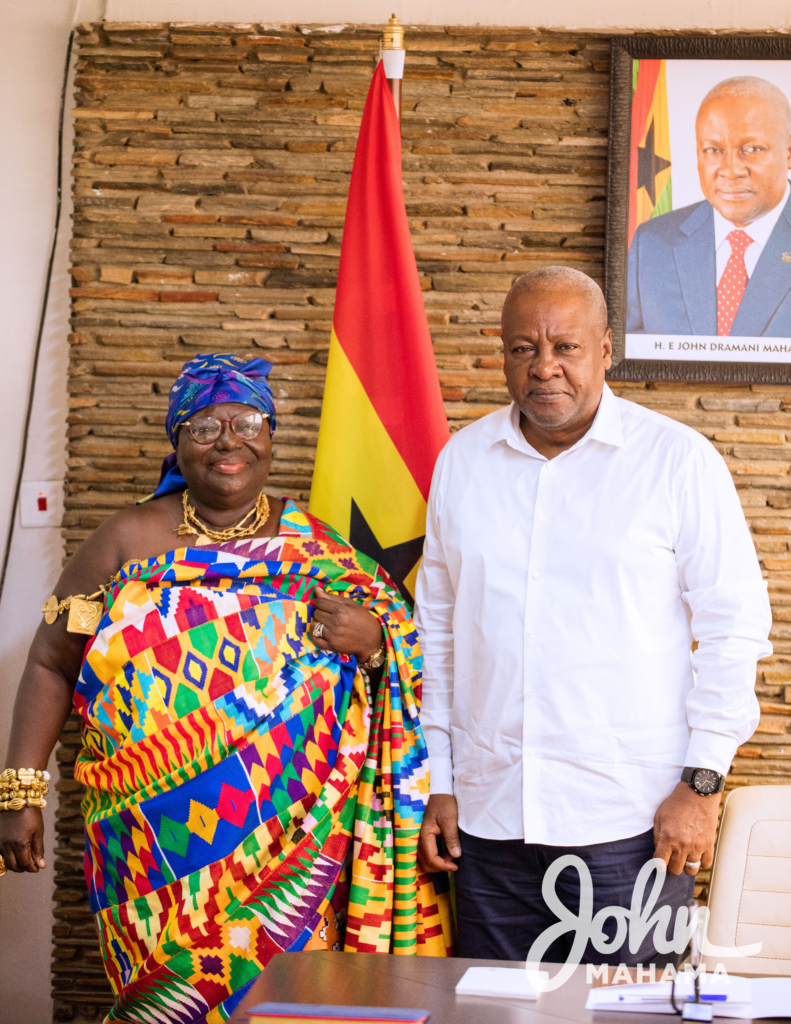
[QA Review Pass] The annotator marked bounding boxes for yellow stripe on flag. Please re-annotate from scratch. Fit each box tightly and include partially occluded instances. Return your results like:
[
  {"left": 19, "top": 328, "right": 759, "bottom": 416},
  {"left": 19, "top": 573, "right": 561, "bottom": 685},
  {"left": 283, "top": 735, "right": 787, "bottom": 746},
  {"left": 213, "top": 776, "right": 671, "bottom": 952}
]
[
  {"left": 635, "top": 59, "right": 672, "bottom": 228},
  {"left": 310, "top": 331, "right": 427, "bottom": 594}
]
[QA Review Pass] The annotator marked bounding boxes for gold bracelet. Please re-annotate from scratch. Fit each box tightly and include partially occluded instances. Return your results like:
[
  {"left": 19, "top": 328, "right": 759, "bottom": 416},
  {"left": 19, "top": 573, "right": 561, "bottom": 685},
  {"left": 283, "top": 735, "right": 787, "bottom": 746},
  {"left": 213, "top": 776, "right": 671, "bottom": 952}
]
[
  {"left": 0, "top": 768, "right": 50, "bottom": 811},
  {"left": 42, "top": 587, "right": 106, "bottom": 635}
]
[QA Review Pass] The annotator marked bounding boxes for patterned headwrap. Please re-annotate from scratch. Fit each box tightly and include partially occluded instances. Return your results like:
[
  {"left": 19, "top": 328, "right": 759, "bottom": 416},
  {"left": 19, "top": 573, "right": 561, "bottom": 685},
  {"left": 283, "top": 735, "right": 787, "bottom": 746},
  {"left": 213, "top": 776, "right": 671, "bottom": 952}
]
[{"left": 151, "top": 353, "right": 277, "bottom": 499}]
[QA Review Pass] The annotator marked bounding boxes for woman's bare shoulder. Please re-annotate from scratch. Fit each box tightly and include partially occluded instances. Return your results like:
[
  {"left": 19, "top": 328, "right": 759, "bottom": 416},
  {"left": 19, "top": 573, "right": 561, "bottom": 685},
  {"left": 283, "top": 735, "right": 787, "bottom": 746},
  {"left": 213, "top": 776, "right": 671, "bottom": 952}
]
[
  {"left": 101, "top": 495, "right": 182, "bottom": 560},
  {"left": 57, "top": 495, "right": 182, "bottom": 594}
]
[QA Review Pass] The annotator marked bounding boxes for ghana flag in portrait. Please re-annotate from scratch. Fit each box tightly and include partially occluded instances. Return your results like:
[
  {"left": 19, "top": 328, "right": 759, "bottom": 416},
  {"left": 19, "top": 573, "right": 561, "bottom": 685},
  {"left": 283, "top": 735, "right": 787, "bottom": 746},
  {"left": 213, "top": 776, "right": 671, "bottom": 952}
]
[{"left": 628, "top": 58, "right": 673, "bottom": 247}]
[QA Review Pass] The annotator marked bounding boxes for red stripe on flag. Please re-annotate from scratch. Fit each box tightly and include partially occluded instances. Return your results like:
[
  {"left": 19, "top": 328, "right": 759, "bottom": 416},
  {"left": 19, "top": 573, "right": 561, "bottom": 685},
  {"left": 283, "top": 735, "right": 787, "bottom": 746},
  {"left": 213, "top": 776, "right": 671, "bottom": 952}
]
[
  {"left": 628, "top": 59, "right": 662, "bottom": 247},
  {"left": 332, "top": 61, "right": 449, "bottom": 501}
]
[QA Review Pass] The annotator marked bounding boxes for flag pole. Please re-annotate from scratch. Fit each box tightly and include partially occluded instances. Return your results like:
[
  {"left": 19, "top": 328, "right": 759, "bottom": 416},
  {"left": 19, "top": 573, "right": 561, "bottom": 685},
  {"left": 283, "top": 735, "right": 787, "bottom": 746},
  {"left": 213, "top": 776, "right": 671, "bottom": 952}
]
[{"left": 381, "top": 14, "right": 404, "bottom": 120}]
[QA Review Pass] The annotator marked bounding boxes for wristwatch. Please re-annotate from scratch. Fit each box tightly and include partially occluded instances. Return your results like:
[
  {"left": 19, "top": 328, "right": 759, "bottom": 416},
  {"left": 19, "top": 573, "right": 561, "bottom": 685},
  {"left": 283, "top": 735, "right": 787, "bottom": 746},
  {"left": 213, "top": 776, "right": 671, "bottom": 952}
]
[
  {"left": 681, "top": 766, "right": 726, "bottom": 796},
  {"left": 360, "top": 641, "right": 386, "bottom": 670}
]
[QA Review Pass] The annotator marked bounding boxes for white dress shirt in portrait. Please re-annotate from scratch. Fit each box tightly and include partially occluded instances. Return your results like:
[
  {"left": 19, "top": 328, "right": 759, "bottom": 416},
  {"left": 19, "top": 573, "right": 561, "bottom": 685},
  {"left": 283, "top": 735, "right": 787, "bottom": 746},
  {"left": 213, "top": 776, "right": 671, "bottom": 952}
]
[
  {"left": 415, "top": 385, "right": 772, "bottom": 846},
  {"left": 714, "top": 181, "right": 790, "bottom": 285}
]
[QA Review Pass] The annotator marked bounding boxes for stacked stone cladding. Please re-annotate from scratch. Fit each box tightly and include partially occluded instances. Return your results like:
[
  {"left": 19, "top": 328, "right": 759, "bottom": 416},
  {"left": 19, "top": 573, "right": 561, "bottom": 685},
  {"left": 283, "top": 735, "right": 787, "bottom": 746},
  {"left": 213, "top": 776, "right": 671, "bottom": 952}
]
[{"left": 53, "top": 20, "right": 791, "bottom": 1021}]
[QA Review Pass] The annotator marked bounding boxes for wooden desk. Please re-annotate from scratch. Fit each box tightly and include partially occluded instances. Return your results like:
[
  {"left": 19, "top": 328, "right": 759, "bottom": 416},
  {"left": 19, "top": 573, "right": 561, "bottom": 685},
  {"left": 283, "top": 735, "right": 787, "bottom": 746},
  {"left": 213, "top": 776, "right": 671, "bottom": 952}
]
[{"left": 229, "top": 952, "right": 777, "bottom": 1024}]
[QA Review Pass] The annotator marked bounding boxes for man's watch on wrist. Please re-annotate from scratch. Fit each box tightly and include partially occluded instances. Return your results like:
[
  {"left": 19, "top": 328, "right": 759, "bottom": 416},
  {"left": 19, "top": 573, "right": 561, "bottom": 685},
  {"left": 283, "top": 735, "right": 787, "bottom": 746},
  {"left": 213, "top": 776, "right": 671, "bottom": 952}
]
[{"left": 681, "top": 766, "right": 726, "bottom": 796}]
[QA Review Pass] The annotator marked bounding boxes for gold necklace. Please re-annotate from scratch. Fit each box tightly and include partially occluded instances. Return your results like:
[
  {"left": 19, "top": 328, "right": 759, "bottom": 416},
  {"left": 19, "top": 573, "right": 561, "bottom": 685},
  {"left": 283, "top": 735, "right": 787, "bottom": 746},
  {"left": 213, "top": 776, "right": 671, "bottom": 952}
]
[{"left": 177, "top": 491, "right": 271, "bottom": 547}]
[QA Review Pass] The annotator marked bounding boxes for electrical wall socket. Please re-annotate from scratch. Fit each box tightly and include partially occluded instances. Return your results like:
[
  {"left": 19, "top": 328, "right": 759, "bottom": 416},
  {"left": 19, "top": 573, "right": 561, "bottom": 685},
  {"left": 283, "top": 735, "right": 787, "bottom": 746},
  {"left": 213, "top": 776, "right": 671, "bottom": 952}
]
[{"left": 19, "top": 481, "right": 64, "bottom": 528}]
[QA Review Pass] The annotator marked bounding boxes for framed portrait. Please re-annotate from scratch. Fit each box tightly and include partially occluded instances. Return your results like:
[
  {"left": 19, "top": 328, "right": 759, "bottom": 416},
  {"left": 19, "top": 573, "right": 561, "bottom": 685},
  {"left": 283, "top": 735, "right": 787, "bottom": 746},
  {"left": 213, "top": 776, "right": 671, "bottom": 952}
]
[{"left": 606, "top": 36, "right": 791, "bottom": 382}]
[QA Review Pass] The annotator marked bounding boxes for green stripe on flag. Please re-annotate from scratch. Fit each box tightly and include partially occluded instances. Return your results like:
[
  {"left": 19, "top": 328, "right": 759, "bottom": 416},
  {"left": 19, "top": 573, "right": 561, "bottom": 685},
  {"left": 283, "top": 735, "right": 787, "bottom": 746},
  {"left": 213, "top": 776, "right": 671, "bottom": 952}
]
[{"left": 650, "top": 176, "right": 673, "bottom": 219}]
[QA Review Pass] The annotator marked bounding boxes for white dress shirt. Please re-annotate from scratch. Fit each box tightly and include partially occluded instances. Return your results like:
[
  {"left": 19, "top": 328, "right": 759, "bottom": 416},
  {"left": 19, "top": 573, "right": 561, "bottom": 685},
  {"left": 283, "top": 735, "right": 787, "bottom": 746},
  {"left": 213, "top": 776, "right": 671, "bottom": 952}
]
[
  {"left": 714, "top": 181, "right": 790, "bottom": 285},
  {"left": 415, "top": 385, "right": 772, "bottom": 846}
]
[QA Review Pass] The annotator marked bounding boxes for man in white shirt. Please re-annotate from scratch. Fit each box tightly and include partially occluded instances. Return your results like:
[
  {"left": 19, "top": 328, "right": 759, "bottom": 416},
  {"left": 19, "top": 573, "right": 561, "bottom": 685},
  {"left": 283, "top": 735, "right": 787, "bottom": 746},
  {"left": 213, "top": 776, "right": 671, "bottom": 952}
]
[
  {"left": 627, "top": 75, "right": 791, "bottom": 337},
  {"left": 415, "top": 267, "right": 772, "bottom": 964}
]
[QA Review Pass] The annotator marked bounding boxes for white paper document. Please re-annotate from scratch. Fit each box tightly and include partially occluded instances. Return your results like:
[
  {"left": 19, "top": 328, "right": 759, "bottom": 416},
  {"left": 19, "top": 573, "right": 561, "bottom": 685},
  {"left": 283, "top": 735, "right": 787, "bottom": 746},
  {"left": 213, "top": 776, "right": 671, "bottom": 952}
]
[
  {"left": 455, "top": 967, "right": 548, "bottom": 1000},
  {"left": 585, "top": 975, "right": 791, "bottom": 1018}
]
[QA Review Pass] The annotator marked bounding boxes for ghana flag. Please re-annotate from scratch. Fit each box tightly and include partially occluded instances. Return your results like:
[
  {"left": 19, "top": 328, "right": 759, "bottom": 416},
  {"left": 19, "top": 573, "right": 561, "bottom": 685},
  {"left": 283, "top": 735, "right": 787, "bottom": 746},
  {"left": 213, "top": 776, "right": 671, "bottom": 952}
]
[
  {"left": 309, "top": 60, "right": 450, "bottom": 602},
  {"left": 628, "top": 58, "right": 672, "bottom": 247}
]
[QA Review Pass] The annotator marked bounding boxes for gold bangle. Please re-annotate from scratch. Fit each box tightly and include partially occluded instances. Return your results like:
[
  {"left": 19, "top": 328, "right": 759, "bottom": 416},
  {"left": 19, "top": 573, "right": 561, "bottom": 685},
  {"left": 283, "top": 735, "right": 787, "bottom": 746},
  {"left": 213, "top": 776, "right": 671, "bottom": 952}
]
[{"left": 0, "top": 768, "right": 50, "bottom": 811}]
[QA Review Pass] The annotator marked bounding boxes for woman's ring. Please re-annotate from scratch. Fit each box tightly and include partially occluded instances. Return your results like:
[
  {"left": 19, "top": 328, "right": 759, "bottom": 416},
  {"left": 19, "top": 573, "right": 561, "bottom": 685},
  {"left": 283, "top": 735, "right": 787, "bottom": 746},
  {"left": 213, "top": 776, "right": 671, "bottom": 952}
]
[
  {"left": 685, "top": 860, "right": 701, "bottom": 871},
  {"left": 312, "top": 622, "right": 324, "bottom": 639}
]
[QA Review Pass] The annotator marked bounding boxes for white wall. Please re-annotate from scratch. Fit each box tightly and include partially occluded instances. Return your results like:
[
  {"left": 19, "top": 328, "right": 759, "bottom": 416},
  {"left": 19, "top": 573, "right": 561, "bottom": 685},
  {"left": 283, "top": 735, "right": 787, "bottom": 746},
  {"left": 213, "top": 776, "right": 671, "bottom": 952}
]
[
  {"left": 0, "top": 0, "right": 785, "bottom": 1021},
  {"left": 0, "top": 2, "right": 103, "bottom": 1021},
  {"left": 106, "top": 0, "right": 791, "bottom": 31}
]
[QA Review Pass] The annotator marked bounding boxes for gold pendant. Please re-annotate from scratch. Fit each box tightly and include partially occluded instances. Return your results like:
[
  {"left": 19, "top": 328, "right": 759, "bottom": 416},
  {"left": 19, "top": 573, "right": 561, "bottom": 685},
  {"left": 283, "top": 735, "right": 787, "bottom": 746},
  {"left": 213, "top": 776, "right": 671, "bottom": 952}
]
[
  {"left": 42, "top": 595, "right": 60, "bottom": 625},
  {"left": 67, "top": 599, "right": 103, "bottom": 635},
  {"left": 194, "top": 534, "right": 212, "bottom": 546}
]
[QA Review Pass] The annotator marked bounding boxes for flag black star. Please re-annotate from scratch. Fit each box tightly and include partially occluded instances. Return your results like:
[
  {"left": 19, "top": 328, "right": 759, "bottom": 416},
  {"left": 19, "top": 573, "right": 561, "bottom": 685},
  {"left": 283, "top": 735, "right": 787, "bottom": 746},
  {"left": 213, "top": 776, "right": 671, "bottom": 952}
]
[
  {"left": 637, "top": 119, "right": 671, "bottom": 206},
  {"left": 349, "top": 499, "right": 424, "bottom": 604}
]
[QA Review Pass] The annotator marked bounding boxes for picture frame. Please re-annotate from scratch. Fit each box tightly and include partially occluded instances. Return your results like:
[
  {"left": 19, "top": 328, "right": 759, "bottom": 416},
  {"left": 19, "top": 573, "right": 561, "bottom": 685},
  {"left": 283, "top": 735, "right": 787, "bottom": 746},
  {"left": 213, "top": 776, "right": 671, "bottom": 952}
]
[{"left": 606, "top": 34, "right": 791, "bottom": 382}]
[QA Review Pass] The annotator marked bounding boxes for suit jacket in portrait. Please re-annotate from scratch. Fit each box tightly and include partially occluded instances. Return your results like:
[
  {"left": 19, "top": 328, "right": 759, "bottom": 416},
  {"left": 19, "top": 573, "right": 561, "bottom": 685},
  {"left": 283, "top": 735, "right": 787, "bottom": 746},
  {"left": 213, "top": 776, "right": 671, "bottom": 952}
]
[{"left": 626, "top": 188, "right": 791, "bottom": 336}]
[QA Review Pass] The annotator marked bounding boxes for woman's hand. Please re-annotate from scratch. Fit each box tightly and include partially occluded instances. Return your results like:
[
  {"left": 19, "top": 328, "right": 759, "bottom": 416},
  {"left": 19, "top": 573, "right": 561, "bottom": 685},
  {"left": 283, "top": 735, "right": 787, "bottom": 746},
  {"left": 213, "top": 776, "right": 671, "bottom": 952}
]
[
  {"left": 311, "top": 587, "right": 384, "bottom": 662},
  {"left": 0, "top": 806, "right": 45, "bottom": 872}
]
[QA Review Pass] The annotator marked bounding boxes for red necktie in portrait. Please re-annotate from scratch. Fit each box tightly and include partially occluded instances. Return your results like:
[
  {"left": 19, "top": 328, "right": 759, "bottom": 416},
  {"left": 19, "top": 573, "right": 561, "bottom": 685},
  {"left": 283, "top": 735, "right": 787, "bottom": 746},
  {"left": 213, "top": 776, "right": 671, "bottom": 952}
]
[{"left": 717, "top": 229, "right": 754, "bottom": 336}]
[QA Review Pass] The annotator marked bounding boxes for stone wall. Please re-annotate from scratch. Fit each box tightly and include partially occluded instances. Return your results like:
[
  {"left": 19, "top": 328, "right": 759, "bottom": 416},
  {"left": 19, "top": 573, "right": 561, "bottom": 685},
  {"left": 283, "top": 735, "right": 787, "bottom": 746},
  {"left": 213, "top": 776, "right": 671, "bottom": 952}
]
[{"left": 54, "top": 20, "right": 791, "bottom": 1021}]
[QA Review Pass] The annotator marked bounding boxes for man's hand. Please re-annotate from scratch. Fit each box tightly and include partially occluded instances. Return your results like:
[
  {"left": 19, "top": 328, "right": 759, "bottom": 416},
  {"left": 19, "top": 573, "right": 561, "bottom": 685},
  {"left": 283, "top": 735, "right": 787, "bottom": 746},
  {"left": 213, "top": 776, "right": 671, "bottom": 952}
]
[
  {"left": 654, "top": 781, "right": 721, "bottom": 876},
  {"left": 418, "top": 793, "right": 461, "bottom": 873}
]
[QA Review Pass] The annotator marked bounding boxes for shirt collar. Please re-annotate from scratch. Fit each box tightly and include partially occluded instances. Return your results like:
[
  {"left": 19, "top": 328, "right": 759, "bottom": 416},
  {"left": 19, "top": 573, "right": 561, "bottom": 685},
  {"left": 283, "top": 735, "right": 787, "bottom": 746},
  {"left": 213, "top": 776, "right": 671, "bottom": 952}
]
[
  {"left": 713, "top": 180, "right": 790, "bottom": 251},
  {"left": 585, "top": 383, "right": 625, "bottom": 448},
  {"left": 491, "top": 383, "right": 624, "bottom": 458}
]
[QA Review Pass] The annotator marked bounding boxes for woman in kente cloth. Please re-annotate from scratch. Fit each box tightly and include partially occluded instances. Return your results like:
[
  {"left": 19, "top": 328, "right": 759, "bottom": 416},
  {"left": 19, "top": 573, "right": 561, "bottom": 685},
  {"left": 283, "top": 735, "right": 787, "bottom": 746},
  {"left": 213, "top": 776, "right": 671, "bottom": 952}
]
[{"left": 0, "top": 354, "right": 453, "bottom": 1023}]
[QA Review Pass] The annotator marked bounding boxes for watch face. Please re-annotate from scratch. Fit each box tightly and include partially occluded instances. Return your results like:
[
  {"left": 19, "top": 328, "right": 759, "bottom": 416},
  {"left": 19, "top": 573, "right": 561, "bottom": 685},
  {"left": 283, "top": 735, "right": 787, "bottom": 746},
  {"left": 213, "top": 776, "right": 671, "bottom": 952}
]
[{"left": 694, "top": 768, "right": 720, "bottom": 795}]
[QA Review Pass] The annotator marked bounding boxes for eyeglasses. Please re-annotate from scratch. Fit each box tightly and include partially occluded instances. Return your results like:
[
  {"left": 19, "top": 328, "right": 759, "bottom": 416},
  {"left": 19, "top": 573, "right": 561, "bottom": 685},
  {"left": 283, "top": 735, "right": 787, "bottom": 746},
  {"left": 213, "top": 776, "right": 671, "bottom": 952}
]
[{"left": 181, "top": 410, "right": 269, "bottom": 445}]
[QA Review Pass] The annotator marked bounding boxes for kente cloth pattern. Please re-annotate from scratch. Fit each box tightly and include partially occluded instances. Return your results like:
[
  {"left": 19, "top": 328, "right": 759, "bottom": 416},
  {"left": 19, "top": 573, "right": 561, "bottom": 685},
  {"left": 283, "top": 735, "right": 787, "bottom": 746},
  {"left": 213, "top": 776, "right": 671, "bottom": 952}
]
[
  {"left": 154, "top": 353, "right": 278, "bottom": 499},
  {"left": 73, "top": 500, "right": 453, "bottom": 1024}
]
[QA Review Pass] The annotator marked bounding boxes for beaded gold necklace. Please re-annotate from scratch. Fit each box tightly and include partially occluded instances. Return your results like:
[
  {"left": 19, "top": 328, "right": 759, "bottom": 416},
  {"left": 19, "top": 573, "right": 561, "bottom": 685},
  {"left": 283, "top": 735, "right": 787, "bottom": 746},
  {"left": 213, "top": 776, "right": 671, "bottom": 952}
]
[{"left": 177, "top": 491, "right": 271, "bottom": 547}]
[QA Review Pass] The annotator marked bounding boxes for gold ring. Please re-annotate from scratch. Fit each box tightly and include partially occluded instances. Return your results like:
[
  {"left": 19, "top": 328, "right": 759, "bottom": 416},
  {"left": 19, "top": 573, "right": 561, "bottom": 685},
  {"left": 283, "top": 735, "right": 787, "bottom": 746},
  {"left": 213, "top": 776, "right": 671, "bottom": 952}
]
[{"left": 0, "top": 854, "right": 6, "bottom": 877}]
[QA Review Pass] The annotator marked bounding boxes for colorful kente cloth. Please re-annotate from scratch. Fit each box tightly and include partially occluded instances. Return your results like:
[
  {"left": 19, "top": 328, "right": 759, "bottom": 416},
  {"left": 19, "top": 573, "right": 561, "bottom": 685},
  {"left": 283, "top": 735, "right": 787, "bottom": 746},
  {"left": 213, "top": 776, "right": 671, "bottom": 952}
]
[{"left": 73, "top": 500, "right": 453, "bottom": 1024}]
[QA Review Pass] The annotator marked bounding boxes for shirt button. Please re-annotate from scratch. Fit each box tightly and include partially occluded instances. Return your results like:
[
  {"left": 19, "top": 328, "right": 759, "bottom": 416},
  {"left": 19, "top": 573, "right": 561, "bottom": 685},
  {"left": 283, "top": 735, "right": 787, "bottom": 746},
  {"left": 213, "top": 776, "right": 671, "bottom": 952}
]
[
  {"left": 526, "top": 689, "right": 535, "bottom": 699},
  {"left": 527, "top": 631, "right": 535, "bottom": 640},
  {"left": 525, "top": 748, "right": 535, "bottom": 757},
  {"left": 538, "top": 514, "right": 546, "bottom": 522},
  {"left": 532, "top": 571, "right": 539, "bottom": 579}
]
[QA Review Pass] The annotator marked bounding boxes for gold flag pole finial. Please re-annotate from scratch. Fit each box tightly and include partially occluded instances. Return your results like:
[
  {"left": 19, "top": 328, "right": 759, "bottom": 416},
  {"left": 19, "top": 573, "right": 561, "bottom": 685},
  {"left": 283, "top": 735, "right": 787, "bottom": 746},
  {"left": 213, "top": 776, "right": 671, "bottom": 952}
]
[
  {"left": 380, "top": 15, "right": 404, "bottom": 120},
  {"left": 382, "top": 14, "right": 404, "bottom": 50}
]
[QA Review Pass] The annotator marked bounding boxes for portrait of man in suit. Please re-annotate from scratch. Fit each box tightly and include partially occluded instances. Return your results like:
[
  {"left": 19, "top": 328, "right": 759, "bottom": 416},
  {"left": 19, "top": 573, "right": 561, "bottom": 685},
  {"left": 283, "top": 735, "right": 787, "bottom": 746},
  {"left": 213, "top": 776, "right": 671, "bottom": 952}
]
[{"left": 627, "top": 76, "right": 791, "bottom": 338}]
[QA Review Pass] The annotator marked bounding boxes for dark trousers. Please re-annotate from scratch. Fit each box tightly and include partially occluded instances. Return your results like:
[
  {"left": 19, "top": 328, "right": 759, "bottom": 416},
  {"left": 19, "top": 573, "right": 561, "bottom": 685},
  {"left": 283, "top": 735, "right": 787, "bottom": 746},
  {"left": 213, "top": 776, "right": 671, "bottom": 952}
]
[{"left": 456, "top": 827, "right": 694, "bottom": 965}]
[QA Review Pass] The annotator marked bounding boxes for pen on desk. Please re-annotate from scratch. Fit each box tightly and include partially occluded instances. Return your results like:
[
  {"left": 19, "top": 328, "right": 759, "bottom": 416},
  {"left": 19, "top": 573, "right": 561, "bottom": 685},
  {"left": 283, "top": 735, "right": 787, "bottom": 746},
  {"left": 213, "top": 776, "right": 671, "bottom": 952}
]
[
  {"left": 616, "top": 995, "right": 728, "bottom": 1004},
  {"left": 618, "top": 995, "right": 674, "bottom": 1003}
]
